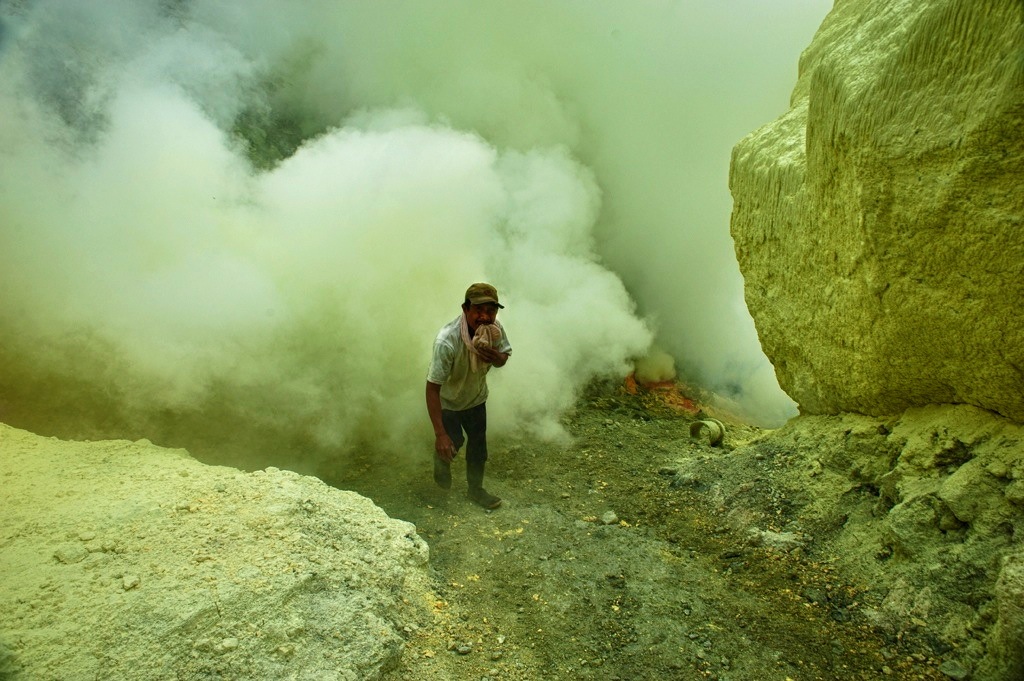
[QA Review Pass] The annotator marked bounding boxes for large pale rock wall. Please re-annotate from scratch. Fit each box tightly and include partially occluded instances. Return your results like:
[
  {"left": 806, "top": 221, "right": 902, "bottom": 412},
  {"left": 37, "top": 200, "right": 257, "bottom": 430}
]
[
  {"left": 0, "top": 424, "right": 432, "bottom": 680},
  {"left": 730, "top": 0, "right": 1024, "bottom": 420}
]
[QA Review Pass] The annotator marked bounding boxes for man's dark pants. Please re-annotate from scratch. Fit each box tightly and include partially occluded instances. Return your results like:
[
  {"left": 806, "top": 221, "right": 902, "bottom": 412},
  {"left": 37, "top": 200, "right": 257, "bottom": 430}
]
[{"left": 441, "top": 402, "right": 488, "bottom": 465}]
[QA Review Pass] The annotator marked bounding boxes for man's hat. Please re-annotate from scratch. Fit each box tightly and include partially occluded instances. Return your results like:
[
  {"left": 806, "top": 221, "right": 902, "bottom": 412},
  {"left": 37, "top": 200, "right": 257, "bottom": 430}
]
[{"left": 465, "top": 282, "right": 504, "bottom": 308}]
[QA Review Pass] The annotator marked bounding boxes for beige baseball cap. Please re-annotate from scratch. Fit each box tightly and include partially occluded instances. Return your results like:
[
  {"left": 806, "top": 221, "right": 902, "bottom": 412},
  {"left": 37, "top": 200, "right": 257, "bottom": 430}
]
[{"left": 465, "top": 282, "right": 504, "bottom": 308}]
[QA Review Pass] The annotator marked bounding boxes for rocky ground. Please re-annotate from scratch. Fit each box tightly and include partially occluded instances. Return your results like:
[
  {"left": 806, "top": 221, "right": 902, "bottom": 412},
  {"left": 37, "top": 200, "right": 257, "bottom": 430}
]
[
  {"left": 3, "top": 378, "right": 1019, "bottom": 680},
  {"left": 322, "top": 380, "right": 1013, "bottom": 681}
]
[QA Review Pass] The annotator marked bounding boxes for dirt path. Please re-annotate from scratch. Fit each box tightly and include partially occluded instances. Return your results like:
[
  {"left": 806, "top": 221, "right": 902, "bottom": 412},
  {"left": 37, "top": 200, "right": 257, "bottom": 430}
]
[{"left": 322, "top": 383, "right": 947, "bottom": 681}]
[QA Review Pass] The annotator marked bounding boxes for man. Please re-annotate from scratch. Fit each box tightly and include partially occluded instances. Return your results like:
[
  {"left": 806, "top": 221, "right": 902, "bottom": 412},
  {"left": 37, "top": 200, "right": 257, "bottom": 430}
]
[{"left": 426, "top": 283, "right": 512, "bottom": 509}]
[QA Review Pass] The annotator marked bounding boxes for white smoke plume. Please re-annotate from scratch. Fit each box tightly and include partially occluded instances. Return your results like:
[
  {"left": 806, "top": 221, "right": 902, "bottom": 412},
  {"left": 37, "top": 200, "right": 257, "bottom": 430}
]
[{"left": 0, "top": 0, "right": 830, "bottom": 471}]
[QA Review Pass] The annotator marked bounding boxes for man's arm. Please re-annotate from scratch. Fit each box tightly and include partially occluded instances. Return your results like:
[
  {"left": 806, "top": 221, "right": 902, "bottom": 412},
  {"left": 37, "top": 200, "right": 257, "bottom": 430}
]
[{"left": 426, "top": 381, "right": 456, "bottom": 461}]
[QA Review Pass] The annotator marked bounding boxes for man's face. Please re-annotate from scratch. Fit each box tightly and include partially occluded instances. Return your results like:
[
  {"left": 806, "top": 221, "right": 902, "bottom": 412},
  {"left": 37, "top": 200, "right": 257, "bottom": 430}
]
[{"left": 463, "top": 302, "right": 499, "bottom": 334}]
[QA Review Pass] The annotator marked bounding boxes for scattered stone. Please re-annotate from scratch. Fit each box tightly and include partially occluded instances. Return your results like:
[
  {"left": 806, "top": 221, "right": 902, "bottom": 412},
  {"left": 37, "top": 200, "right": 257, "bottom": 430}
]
[
  {"left": 938, "top": 660, "right": 970, "bottom": 680},
  {"left": 747, "top": 529, "right": 805, "bottom": 552},
  {"left": 54, "top": 543, "right": 89, "bottom": 564},
  {"left": 122, "top": 575, "right": 141, "bottom": 590},
  {"left": 1005, "top": 481, "right": 1024, "bottom": 506},
  {"left": 600, "top": 511, "right": 619, "bottom": 525},
  {"left": 801, "top": 587, "right": 827, "bottom": 604},
  {"left": 670, "top": 471, "right": 700, "bottom": 489},
  {"left": 986, "top": 461, "right": 1009, "bottom": 479}
]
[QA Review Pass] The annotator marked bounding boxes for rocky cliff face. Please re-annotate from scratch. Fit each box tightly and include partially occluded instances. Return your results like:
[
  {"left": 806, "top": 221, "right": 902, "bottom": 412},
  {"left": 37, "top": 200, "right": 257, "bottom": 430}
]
[{"left": 730, "top": 0, "right": 1024, "bottom": 421}]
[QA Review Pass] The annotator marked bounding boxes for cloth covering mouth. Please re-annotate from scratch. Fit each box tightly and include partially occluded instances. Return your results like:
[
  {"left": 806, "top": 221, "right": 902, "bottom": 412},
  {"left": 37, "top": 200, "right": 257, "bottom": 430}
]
[{"left": 461, "top": 317, "right": 503, "bottom": 373}]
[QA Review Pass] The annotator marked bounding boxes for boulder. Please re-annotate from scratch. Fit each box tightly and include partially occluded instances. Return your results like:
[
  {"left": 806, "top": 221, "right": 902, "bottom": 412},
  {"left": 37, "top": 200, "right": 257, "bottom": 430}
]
[
  {"left": 729, "top": 0, "right": 1024, "bottom": 421},
  {"left": 0, "top": 423, "right": 431, "bottom": 680}
]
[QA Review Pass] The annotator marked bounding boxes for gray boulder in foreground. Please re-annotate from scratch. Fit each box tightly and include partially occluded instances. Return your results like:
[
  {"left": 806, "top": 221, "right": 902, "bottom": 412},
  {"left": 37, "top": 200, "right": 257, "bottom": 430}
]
[
  {"left": 0, "top": 423, "right": 431, "bottom": 680},
  {"left": 730, "top": 0, "right": 1024, "bottom": 421}
]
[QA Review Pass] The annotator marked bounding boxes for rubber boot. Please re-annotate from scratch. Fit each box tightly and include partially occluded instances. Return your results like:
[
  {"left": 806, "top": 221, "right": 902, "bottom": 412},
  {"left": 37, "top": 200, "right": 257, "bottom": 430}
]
[
  {"left": 433, "top": 456, "right": 452, "bottom": 490},
  {"left": 467, "top": 461, "right": 501, "bottom": 509}
]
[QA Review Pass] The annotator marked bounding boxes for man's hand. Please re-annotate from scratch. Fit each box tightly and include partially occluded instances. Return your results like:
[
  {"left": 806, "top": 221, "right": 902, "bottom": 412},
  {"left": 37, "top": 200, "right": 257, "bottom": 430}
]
[
  {"left": 476, "top": 345, "right": 508, "bottom": 367},
  {"left": 435, "top": 432, "right": 457, "bottom": 462},
  {"left": 426, "top": 381, "right": 456, "bottom": 460}
]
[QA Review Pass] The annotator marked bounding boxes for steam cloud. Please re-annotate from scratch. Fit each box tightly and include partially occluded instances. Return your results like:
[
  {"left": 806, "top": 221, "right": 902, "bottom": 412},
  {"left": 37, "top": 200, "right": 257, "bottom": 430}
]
[{"left": 0, "top": 0, "right": 829, "bottom": 471}]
